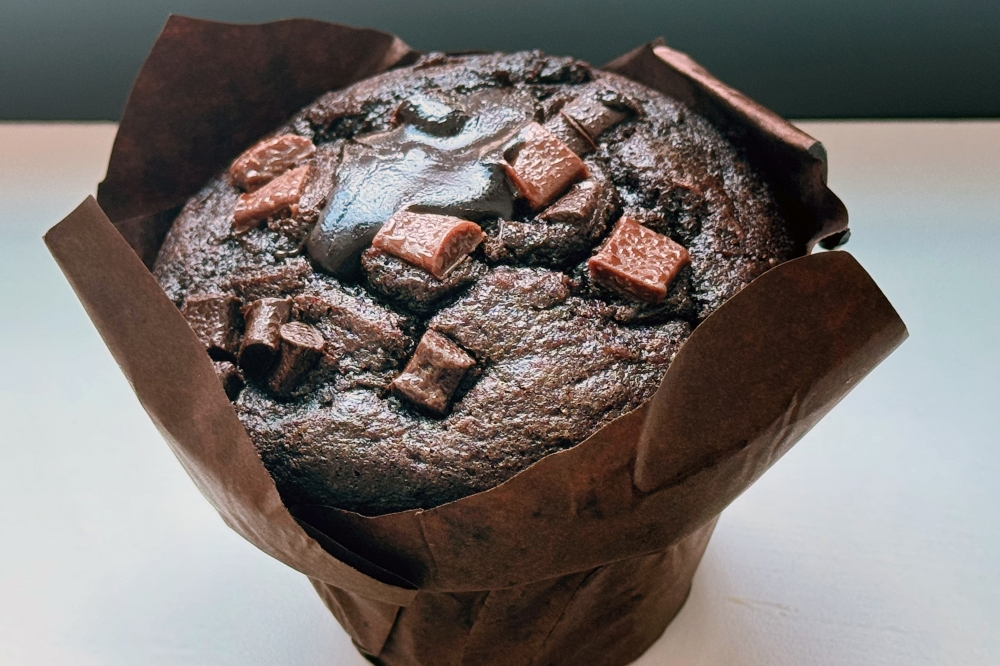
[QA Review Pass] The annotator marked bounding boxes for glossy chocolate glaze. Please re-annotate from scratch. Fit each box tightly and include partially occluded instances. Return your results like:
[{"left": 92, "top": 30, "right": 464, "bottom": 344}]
[
  {"left": 307, "top": 88, "right": 532, "bottom": 276},
  {"left": 153, "top": 51, "right": 797, "bottom": 515}
]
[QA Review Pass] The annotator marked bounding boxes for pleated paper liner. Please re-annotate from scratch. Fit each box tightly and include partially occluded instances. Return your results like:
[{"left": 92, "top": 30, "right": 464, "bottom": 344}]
[{"left": 45, "top": 16, "right": 906, "bottom": 665}]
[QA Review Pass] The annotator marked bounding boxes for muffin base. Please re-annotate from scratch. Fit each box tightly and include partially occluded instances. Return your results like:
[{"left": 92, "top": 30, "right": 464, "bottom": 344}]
[{"left": 312, "top": 518, "right": 716, "bottom": 666}]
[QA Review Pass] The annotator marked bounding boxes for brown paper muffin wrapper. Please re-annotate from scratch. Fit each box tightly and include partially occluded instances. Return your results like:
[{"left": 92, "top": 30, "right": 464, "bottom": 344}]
[{"left": 44, "top": 16, "right": 907, "bottom": 666}]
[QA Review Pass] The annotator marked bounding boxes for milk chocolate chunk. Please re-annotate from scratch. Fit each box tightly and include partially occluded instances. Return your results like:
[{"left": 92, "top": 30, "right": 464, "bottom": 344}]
[
  {"left": 222, "top": 258, "right": 312, "bottom": 301},
  {"left": 395, "top": 95, "right": 469, "bottom": 136},
  {"left": 180, "top": 293, "right": 241, "bottom": 359},
  {"left": 560, "top": 92, "right": 632, "bottom": 140},
  {"left": 588, "top": 217, "right": 690, "bottom": 304},
  {"left": 540, "top": 179, "right": 603, "bottom": 225},
  {"left": 239, "top": 298, "right": 291, "bottom": 376},
  {"left": 542, "top": 113, "right": 597, "bottom": 157},
  {"left": 391, "top": 329, "right": 475, "bottom": 415},
  {"left": 372, "top": 210, "right": 485, "bottom": 280},
  {"left": 213, "top": 360, "right": 245, "bottom": 400},
  {"left": 502, "top": 122, "right": 589, "bottom": 210},
  {"left": 229, "top": 134, "right": 316, "bottom": 191},
  {"left": 233, "top": 165, "right": 310, "bottom": 231},
  {"left": 269, "top": 321, "right": 325, "bottom": 395}
]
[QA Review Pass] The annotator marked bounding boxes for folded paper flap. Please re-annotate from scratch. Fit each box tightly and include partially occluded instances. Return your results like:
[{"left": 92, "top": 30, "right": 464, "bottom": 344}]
[
  {"left": 603, "top": 41, "right": 848, "bottom": 251},
  {"left": 302, "top": 251, "right": 905, "bottom": 591},
  {"left": 97, "top": 14, "right": 415, "bottom": 265},
  {"left": 296, "top": 517, "right": 417, "bottom": 591},
  {"left": 44, "top": 197, "right": 416, "bottom": 606},
  {"left": 634, "top": 251, "right": 908, "bottom": 492}
]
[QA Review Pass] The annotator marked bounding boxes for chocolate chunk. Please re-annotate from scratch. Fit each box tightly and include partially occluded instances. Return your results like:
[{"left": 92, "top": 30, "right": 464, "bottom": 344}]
[
  {"left": 229, "top": 134, "right": 316, "bottom": 191},
  {"left": 180, "top": 293, "right": 241, "bottom": 360},
  {"left": 239, "top": 298, "right": 291, "bottom": 376},
  {"left": 481, "top": 164, "right": 619, "bottom": 268},
  {"left": 542, "top": 113, "right": 596, "bottom": 156},
  {"left": 233, "top": 165, "right": 310, "bottom": 231},
  {"left": 391, "top": 330, "right": 475, "bottom": 415},
  {"left": 269, "top": 321, "right": 325, "bottom": 395},
  {"left": 267, "top": 141, "right": 344, "bottom": 243},
  {"left": 558, "top": 89, "right": 640, "bottom": 143},
  {"left": 540, "top": 179, "right": 604, "bottom": 226},
  {"left": 213, "top": 360, "right": 245, "bottom": 400},
  {"left": 372, "top": 210, "right": 485, "bottom": 280},
  {"left": 539, "top": 90, "right": 576, "bottom": 121},
  {"left": 524, "top": 55, "right": 592, "bottom": 84},
  {"left": 560, "top": 93, "right": 629, "bottom": 140},
  {"left": 502, "top": 122, "right": 589, "bottom": 210},
  {"left": 395, "top": 95, "right": 469, "bottom": 136},
  {"left": 588, "top": 217, "right": 690, "bottom": 303},
  {"left": 222, "top": 259, "right": 312, "bottom": 301}
]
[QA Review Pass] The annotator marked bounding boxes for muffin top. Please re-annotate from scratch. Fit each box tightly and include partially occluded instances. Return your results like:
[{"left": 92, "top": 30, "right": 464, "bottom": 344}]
[{"left": 153, "top": 51, "right": 796, "bottom": 516}]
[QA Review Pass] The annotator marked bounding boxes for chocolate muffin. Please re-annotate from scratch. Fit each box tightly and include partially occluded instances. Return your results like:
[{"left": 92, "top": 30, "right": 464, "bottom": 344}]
[{"left": 153, "top": 50, "right": 797, "bottom": 516}]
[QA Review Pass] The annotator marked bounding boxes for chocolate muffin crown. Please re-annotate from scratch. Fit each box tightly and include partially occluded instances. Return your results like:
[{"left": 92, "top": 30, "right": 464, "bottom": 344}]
[
  {"left": 153, "top": 48, "right": 804, "bottom": 516},
  {"left": 46, "top": 15, "right": 904, "bottom": 627}
]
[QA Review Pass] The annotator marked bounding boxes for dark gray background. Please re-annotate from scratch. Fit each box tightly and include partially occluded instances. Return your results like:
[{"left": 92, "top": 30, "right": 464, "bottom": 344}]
[{"left": 2, "top": 0, "right": 998, "bottom": 120}]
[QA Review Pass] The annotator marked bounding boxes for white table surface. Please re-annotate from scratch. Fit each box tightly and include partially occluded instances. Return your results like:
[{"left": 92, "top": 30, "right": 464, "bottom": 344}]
[{"left": 1, "top": 120, "right": 997, "bottom": 665}]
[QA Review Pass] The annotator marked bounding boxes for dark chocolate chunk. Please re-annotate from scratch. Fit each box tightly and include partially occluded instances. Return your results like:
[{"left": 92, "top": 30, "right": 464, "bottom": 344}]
[
  {"left": 239, "top": 298, "right": 291, "bottom": 376},
  {"left": 412, "top": 51, "right": 450, "bottom": 69},
  {"left": 181, "top": 293, "right": 241, "bottom": 360},
  {"left": 391, "top": 330, "right": 475, "bottom": 415},
  {"left": 305, "top": 90, "right": 369, "bottom": 130},
  {"left": 229, "top": 134, "right": 316, "bottom": 191},
  {"left": 233, "top": 165, "right": 311, "bottom": 231},
  {"left": 395, "top": 95, "right": 469, "bottom": 136},
  {"left": 269, "top": 321, "right": 325, "bottom": 395},
  {"left": 213, "top": 360, "right": 245, "bottom": 400},
  {"left": 588, "top": 217, "right": 690, "bottom": 303},
  {"left": 371, "top": 210, "right": 484, "bottom": 279},
  {"left": 539, "top": 90, "right": 576, "bottom": 121},
  {"left": 502, "top": 122, "right": 589, "bottom": 210}
]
